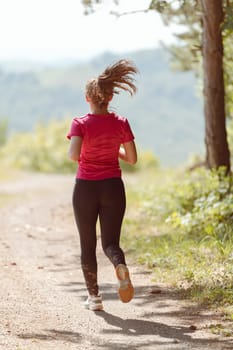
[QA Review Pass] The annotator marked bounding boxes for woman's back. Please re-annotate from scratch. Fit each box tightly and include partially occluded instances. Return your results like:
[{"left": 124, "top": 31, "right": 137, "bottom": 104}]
[{"left": 68, "top": 112, "right": 134, "bottom": 180}]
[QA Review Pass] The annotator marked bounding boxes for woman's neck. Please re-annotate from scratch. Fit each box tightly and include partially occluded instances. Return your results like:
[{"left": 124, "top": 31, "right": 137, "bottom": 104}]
[
  {"left": 90, "top": 108, "right": 109, "bottom": 115},
  {"left": 89, "top": 102, "right": 109, "bottom": 115}
]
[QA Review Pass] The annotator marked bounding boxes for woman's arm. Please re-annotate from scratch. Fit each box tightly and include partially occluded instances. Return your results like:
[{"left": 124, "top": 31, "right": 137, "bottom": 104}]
[
  {"left": 119, "top": 140, "right": 137, "bottom": 164},
  {"left": 68, "top": 136, "right": 82, "bottom": 161}
]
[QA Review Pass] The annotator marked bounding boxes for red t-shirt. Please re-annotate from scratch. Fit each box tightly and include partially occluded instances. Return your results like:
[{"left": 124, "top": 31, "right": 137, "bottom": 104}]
[{"left": 67, "top": 112, "right": 134, "bottom": 180}]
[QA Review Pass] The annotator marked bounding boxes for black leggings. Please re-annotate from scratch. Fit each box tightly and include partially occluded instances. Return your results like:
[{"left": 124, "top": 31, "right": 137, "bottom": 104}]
[{"left": 72, "top": 177, "right": 127, "bottom": 296}]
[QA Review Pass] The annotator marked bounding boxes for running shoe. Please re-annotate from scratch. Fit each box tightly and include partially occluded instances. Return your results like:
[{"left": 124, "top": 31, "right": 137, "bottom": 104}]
[
  {"left": 115, "top": 264, "right": 134, "bottom": 303},
  {"left": 83, "top": 295, "right": 103, "bottom": 311}
]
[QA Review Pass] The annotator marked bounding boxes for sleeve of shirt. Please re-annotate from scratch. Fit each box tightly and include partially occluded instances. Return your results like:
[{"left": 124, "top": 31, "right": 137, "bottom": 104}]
[
  {"left": 122, "top": 118, "right": 135, "bottom": 143},
  {"left": 67, "top": 118, "right": 84, "bottom": 140}
]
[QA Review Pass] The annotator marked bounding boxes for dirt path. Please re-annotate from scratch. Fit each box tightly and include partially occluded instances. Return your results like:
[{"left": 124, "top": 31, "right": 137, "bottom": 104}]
[{"left": 0, "top": 172, "right": 232, "bottom": 350}]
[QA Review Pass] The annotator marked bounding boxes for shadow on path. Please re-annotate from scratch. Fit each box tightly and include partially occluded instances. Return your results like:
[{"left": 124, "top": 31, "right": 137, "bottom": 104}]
[
  {"left": 17, "top": 312, "right": 233, "bottom": 350},
  {"left": 94, "top": 311, "right": 232, "bottom": 349}
]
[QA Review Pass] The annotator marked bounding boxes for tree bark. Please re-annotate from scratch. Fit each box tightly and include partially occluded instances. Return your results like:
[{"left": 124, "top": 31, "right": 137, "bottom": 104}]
[{"left": 201, "top": 0, "right": 231, "bottom": 172}]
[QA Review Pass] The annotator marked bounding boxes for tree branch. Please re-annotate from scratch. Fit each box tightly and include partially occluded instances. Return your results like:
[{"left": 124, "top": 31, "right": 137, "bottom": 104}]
[{"left": 110, "top": 8, "right": 150, "bottom": 18}]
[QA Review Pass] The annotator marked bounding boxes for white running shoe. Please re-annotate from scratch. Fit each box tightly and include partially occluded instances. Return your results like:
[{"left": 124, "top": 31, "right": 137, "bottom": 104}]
[
  {"left": 83, "top": 295, "right": 103, "bottom": 311},
  {"left": 115, "top": 264, "right": 134, "bottom": 303}
]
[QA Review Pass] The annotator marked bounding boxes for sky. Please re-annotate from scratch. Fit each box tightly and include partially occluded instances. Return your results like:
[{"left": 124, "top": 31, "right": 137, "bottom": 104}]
[{"left": 0, "top": 0, "right": 177, "bottom": 63}]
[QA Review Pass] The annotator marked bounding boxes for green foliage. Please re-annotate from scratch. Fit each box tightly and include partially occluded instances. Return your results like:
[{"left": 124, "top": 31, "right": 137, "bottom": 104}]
[
  {"left": 81, "top": 0, "right": 102, "bottom": 14},
  {"left": 149, "top": 1, "right": 233, "bottom": 123},
  {"left": 149, "top": 1, "right": 202, "bottom": 73},
  {"left": 165, "top": 168, "right": 233, "bottom": 240},
  {"left": 228, "top": 119, "right": 233, "bottom": 162},
  {"left": 120, "top": 150, "right": 159, "bottom": 173},
  {"left": 0, "top": 119, "right": 76, "bottom": 173},
  {"left": 125, "top": 167, "right": 233, "bottom": 245},
  {"left": 0, "top": 118, "right": 159, "bottom": 174},
  {"left": 224, "top": 37, "right": 233, "bottom": 118},
  {"left": 149, "top": 0, "right": 168, "bottom": 13},
  {"left": 223, "top": 1, "right": 233, "bottom": 32},
  {"left": 122, "top": 167, "right": 233, "bottom": 314}
]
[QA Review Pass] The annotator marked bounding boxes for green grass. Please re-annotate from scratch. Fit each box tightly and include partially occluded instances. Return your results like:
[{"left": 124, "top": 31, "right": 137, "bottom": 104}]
[{"left": 122, "top": 167, "right": 233, "bottom": 334}]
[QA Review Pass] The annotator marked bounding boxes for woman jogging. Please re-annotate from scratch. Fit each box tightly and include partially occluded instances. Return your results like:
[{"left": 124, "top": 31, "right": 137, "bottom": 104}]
[{"left": 67, "top": 59, "right": 138, "bottom": 311}]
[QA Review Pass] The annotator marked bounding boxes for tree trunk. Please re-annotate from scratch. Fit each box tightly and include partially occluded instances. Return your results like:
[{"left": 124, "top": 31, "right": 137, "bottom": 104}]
[{"left": 201, "top": 0, "right": 231, "bottom": 172}]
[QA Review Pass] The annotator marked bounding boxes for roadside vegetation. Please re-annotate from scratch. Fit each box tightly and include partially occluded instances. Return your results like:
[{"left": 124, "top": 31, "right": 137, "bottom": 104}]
[{"left": 123, "top": 166, "right": 233, "bottom": 336}]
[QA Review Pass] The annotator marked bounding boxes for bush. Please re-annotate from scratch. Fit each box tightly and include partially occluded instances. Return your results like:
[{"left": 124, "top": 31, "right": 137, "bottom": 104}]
[
  {"left": 0, "top": 119, "right": 76, "bottom": 173},
  {"left": 165, "top": 168, "right": 233, "bottom": 241},
  {"left": 122, "top": 167, "right": 233, "bottom": 318},
  {"left": 120, "top": 149, "right": 159, "bottom": 172}
]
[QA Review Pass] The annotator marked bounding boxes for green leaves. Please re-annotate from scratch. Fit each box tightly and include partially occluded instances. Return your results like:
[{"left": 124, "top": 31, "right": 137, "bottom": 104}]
[
  {"left": 0, "top": 119, "right": 76, "bottom": 173},
  {"left": 122, "top": 166, "right": 233, "bottom": 318},
  {"left": 223, "top": 2, "right": 233, "bottom": 32},
  {"left": 149, "top": 0, "right": 168, "bottom": 13},
  {"left": 166, "top": 168, "right": 233, "bottom": 242},
  {"left": 81, "top": 0, "right": 101, "bottom": 14}
]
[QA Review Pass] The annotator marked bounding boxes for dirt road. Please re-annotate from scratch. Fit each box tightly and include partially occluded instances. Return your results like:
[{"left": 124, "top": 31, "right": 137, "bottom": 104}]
[{"left": 0, "top": 172, "right": 232, "bottom": 350}]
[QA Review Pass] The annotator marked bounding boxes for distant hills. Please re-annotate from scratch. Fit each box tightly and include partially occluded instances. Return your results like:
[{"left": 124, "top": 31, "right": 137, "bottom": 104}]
[{"left": 0, "top": 49, "right": 204, "bottom": 166}]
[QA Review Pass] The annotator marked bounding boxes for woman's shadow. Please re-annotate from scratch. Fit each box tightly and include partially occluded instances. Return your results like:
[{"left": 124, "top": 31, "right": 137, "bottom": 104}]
[
  {"left": 94, "top": 310, "right": 229, "bottom": 349},
  {"left": 94, "top": 310, "right": 193, "bottom": 338}
]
